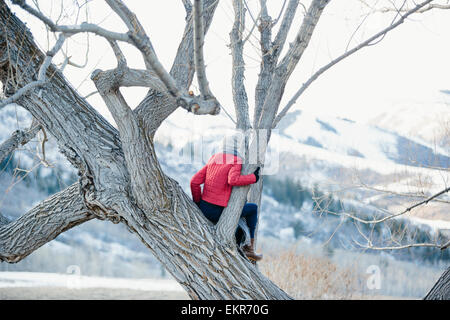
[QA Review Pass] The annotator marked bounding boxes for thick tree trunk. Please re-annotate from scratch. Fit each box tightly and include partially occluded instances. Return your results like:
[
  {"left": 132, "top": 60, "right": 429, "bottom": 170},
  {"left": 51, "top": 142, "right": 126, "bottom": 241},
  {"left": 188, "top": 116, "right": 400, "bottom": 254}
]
[
  {"left": 0, "top": 1, "right": 291, "bottom": 300},
  {"left": 424, "top": 266, "right": 450, "bottom": 300}
]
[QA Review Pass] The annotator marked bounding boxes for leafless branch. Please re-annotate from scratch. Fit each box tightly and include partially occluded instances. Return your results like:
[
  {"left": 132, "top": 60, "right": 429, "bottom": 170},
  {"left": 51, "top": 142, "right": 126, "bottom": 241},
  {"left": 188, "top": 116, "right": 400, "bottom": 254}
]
[
  {"left": 253, "top": 0, "right": 272, "bottom": 126},
  {"left": 0, "top": 34, "right": 65, "bottom": 109},
  {"left": 257, "top": 0, "right": 329, "bottom": 130},
  {"left": 273, "top": 0, "right": 435, "bottom": 127},
  {"left": 354, "top": 238, "right": 444, "bottom": 251},
  {"left": 273, "top": 0, "right": 288, "bottom": 25},
  {"left": 231, "top": 0, "right": 251, "bottom": 129},
  {"left": 0, "top": 183, "right": 95, "bottom": 263},
  {"left": 11, "top": 0, "right": 130, "bottom": 43},
  {"left": 103, "top": 0, "right": 220, "bottom": 115},
  {"left": 324, "top": 186, "right": 450, "bottom": 225},
  {"left": 358, "top": 183, "right": 450, "bottom": 204},
  {"left": 193, "top": 0, "right": 213, "bottom": 99}
]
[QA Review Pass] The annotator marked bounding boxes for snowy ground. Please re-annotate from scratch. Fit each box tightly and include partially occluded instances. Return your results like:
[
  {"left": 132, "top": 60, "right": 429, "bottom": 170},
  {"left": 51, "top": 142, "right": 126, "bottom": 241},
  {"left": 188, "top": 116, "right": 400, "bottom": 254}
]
[{"left": 0, "top": 272, "right": 188, "bottom": 300}]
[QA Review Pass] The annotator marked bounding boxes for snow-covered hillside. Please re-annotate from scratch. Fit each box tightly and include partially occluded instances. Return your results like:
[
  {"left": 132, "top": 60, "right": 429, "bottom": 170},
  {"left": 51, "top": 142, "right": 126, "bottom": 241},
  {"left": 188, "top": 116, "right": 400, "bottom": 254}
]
[
  {"left": 1, "top": 103, "right": 449, "bottom": 279},
  {"left": 366, "top": 100, "right": 450, "bottom": 149}
]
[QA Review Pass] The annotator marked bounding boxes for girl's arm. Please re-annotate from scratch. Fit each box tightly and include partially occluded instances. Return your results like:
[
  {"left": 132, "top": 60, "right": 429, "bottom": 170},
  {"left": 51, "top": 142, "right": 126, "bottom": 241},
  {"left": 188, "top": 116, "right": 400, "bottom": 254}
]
[
  {"left": 228, "top": 163, "right": 256, "bottom": 186},
  {"left": 190, "top": 164, "right": 208, "bottom": 203}
]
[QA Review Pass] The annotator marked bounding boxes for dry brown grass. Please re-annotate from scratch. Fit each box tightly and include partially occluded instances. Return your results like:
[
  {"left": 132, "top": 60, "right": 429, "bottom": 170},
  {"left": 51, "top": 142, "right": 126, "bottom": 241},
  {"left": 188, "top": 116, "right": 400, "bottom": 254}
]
[{"left": 259, "top": 246, "right": 359, "bottom": 299}]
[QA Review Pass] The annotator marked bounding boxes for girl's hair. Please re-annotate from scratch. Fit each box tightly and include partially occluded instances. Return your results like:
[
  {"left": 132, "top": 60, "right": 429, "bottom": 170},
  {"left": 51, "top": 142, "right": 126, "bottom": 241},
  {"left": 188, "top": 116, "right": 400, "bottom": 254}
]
[{"left": 222, "top": 131, "right": 245, "bottom": 158}]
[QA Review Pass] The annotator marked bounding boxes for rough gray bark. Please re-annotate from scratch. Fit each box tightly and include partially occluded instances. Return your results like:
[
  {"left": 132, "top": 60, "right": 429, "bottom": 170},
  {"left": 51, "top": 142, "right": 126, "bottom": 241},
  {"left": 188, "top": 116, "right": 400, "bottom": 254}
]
[{"left": 424, "top": 266, "right": 450, "bottom": 300}]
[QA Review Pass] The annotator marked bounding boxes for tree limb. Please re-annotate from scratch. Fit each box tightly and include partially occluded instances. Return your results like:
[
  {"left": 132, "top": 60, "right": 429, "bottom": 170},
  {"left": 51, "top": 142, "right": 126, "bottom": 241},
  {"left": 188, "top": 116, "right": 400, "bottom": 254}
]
[
  {"left": 322, "top": 186, "right": 450, "bottom": 225},
  {"left": 424, "top": 265, "right": 450, "bottom": 300},
  {"left": 0, "top": 183, "right": 95, "bottom": 263},
  {"left": 253, "top": 0, "right": 272, "bottom": 126},
  {"left": 182, "top": 0, "right": 193, "bottom": 16},
  {"left": 132, "top": 0, "right": 220, "bottom": 134},
  {"left": 257, "top": 0, "right": 329, "bottom": 130},
  {"left": 254, "top": 0, "right": 299, "bottom": 126},
  {"left": 0, "top": 212, "right": 10, "bottom": 227},
  {"left": 276, "top": 0, "right": 330, "bottom": 81},
  {"left": 360, "top": 0, "right": 450, "bottom": 13},
  {"left": 231, "top": 0, "right": 251, "bottom": 130},
  {"left": 11, "top": 0, "right": 130, "bottom": 43},
  {"left": 193, "top": 0, "right": 213, "bottom": 99},
  {"left": 272, "top": 0, "right": 299, "bottom": 62},
  {"left": 91, "top": 41, "right": 171, "bottom": 216},
  {"left": 103, "top": 0, "right": 220, "bottom": 115},
  {"left": 273, "top": 0, "right": 435, "bottom": 127}
]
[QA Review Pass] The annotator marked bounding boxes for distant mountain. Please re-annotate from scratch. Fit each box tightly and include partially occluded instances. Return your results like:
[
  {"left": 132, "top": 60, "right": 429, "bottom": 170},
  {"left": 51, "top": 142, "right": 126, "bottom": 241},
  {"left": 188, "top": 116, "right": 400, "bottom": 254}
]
[
  {"left": 366, "top": 102, "right": 450, "bottom": 150},
  {"left": 276, "top": 109, "right": 450, "bottom": 168}
]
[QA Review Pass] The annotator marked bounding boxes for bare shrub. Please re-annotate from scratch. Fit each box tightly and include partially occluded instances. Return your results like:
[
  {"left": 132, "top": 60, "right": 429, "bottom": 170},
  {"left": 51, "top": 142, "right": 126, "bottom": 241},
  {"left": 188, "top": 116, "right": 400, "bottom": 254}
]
[{"left": 259, "top": 245, "right": 358, "bottom": 299}]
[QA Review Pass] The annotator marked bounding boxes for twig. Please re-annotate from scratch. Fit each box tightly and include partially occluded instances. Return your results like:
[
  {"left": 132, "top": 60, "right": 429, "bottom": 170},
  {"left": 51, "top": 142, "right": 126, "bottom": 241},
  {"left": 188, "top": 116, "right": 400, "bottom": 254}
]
[
  {"left": 12, "top": 0, "right": 130, "bottom": 43},
  {"left": 273, "top": 0, "right": 435, "bottom": 127},
  {"left": 193, "top": 0, "right": 213, "bottom": 98}
]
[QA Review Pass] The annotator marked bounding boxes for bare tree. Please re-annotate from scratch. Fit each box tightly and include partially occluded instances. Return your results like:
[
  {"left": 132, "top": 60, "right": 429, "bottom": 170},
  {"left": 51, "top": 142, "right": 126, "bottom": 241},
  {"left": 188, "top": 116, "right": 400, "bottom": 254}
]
[{"left": 0, "top": 0, "right": 448, "bottom": 299}]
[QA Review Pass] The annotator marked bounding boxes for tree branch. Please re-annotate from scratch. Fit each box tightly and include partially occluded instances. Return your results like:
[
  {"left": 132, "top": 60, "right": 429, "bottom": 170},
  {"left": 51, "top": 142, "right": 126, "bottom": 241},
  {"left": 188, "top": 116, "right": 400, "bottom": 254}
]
[
  {"left": 0, "top": 183, "right": 95, "bottom": 263},
  {"left": 11, "top": 0, "right": 130, "bottom": 43},
  {"left": 323, "top": 186, "right": 450, "bottom": 225},
  {"left": 273, "top": 0, "right": 435, "bottom": 127},
  {"left": 254, "top": 0, "right": 299, "bottom": 126},
  {"left": 103, "top": 0, "right": 220, "bottom": 115},
  {"left": 361, "top": 0, "right": 450, "bottom": 13},
  {"left": 231, "top": 0, "right": 251, "bottom": 130},
  {"left": 272, "top": 0, "right": 299, "bottom": 61},
  {"left": 182, "top": 0, "right": 193, "bottom": 17},
  {"left": 193, "top": 0, "right": 213, "bottom": 99},
  {"left": 91, "top": 43, "right": 170, "bottom": 215},
  {"left": 253, "top": 0, "right": 272, "bottom": 126},
  {"left": 0, "top": 34, "right": 65, "bottom": 109},
  {"left": 132, "top": 0, "right": 220, "bottom": 134},
  {"left": 257, "top": 0, "right": 329, "bottom": 129},
  {"left": 0, "top": 117, "right": 41, "bottom": 164},
  {"left": 424, "top": 265, "right": 450, "bottom": 300}
]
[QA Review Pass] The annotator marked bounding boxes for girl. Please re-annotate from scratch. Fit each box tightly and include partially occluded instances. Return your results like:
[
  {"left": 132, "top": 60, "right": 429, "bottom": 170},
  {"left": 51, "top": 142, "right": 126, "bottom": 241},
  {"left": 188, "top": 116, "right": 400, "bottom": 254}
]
[{"left": 190, "top": 135, "right": 262, "bottom": 261}]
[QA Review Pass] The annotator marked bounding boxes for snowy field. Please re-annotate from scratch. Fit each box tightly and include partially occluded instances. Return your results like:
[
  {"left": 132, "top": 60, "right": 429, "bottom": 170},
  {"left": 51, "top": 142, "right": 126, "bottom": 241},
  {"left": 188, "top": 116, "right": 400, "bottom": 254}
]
[{"left": 0, "top": 272, "right": 188, "bottom": 300}]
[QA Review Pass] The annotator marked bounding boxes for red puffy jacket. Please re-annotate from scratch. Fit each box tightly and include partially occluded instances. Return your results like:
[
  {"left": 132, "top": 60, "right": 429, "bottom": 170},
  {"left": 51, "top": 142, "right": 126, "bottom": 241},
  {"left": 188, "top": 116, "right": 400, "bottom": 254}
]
[{"left": 190, "top": 153, "right": 256, "bottom": 207}]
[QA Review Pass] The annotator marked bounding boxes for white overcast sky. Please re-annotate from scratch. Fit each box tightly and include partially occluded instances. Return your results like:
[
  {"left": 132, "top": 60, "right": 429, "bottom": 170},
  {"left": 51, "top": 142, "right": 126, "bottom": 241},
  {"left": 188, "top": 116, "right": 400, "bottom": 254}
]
[{"left": 9, "top": 0, "right": 450, "bottom": 132}]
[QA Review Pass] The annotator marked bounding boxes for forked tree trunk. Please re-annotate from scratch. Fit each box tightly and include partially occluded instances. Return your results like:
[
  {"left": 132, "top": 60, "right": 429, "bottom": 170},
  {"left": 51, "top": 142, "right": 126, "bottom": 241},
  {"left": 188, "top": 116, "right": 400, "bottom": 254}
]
[{"left": 0, "top": 1, "right": 290, "bottom": 300}]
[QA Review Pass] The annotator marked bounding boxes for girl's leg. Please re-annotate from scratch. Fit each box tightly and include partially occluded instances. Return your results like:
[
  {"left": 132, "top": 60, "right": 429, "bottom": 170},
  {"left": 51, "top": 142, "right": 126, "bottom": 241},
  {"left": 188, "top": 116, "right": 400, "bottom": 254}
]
[
  {"left": 199, "top": 200, "right": 224, "bottom": 224},
  {"left": 241, "top": 203, "right": 258, "bottom": 239},
  {"left": 240, "top": 203, "right": 263, "bottom": 261}
]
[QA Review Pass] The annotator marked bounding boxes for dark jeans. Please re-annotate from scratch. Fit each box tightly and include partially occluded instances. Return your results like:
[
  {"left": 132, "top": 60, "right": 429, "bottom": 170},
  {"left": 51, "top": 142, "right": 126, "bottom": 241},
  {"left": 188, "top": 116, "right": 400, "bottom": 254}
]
[{"left": 198, "top": 200, "right": 258, "bottom": 239}]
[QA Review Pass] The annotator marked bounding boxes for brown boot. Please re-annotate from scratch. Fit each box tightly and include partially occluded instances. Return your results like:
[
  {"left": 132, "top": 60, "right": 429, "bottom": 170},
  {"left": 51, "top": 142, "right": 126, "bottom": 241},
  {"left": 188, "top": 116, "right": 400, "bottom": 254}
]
[{"left": 243, "top": 238, "right": 263, "bottom": 262}]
